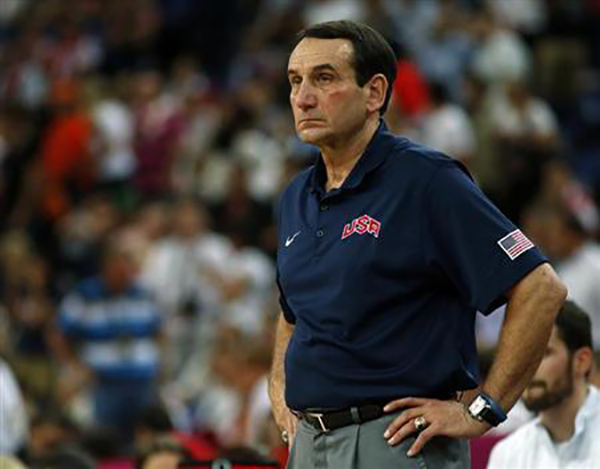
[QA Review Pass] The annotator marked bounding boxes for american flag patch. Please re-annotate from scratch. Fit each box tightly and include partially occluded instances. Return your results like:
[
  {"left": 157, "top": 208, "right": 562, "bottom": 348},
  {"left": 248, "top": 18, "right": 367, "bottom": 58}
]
[{"left": 497, "top": 229, "right": 534, "bottom": 260}]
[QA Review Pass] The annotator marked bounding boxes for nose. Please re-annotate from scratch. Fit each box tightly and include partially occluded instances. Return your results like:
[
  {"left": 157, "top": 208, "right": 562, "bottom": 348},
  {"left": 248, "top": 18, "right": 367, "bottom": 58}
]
[{"left": 293, "top": 81, "right": 317, "bottom": 112}]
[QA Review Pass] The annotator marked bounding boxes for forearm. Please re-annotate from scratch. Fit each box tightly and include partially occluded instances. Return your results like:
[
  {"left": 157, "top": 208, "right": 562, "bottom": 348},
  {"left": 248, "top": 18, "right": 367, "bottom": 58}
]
[
  {"left": 268, "top": 314, "right": 294, "bottom": 412},
  {"left": 482, "top": 263, "right": 567, "bottom": 411}
]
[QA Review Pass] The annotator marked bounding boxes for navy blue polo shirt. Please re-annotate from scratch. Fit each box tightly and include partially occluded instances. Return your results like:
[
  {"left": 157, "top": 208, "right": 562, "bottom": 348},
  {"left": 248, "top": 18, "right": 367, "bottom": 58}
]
[{"left": 276, "top": 121, "right": 547, "bottom": 411}]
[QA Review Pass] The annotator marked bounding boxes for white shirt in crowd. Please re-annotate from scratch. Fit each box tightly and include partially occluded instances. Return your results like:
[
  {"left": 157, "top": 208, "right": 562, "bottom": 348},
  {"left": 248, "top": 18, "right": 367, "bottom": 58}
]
[
  {"left": 556, "top": 242, "right": 600, "bottom": 349},
  {"left": 420, "top": 103, "right": 475, "bottom": 162},
  {"left": 490, "top": 92, "right": 557, "bottom": 140},
  {"left": 487, "top": 386, "right": 600, "bottom": 469},
  {"left": 0, "top": 359, "right": 28, "bottom": 454}
]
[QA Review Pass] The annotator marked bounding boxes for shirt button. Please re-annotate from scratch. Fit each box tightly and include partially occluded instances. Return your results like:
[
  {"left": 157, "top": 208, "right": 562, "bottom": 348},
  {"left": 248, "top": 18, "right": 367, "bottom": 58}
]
[
  {"left": 320, "top": 204, "right": 329, "bottom": 211},
  {"left": 316, "top": 229, "right": 324, "bottom": 238}
]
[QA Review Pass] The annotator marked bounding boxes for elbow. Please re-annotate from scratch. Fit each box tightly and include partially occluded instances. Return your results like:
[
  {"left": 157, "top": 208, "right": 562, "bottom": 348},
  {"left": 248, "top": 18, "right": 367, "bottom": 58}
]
[{"left": 541, "top": 267, "right": 568, "bottom": 317}]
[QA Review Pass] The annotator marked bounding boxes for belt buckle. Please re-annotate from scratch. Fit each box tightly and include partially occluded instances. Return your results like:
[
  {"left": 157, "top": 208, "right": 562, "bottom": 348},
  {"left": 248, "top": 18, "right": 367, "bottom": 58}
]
[{"left": 307, "top": 412, "right": 329, "bottom": 432}]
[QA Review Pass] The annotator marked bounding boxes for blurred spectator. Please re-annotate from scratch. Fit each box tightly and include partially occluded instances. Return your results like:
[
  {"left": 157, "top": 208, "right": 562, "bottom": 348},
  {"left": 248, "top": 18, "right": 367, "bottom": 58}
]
[
  {"left": 489, "top": 80, "right": 559, "bottom": 222},
  {"left": 55, "top": 236, "right": 163, "bottom": 445},
  {"left": 393, "top": 42, "right": 429, "bottom": 125},
  {"left": 55, "top": 193, "right": 121, "bottom": 289},
  {"left": 140, "top": 197, "right": 230, "bottom": 378},
  {"left": 211, "top": 165, "right": 273, "bottom": 252},
  {"left": 413, "top": 1, "right": 473, "bottom": 103},
  {"left": 488, "top": 301, "right": 599, "bottom": 467},
  {"left": 135, "top": 437, "right": 188, "bottom": 469},
  {"left": 88, "top": 76, "right": 136, "bottom": 193},
  {"left": 21, "top": 410, "right": 95, "bottom": 468},
  {"left": 0, "top": 104, "right": 40, "bottom": 231},
  {"left": 131, "top": 69, "right": 186, "bottom": 197},
  {"left": 36, "top": 78, "right": 95, "bottom": 223},
  {"left": 470, "top": 8, "right": 531, "bottom": 86},
  {"left": 199, "top": 327, "right": 272, "bottom": 448},
  {"left": 523, "top": 204, "right": 600, "bottom": 352},
  {"left": 488, "top": 0, "right": 547, "bottom": 36},
  {"left": 32, "top": 447, "right": 96, "bottom": 469},
  {"left": 462, "top": 73, "right": 497, "bottom": 191},
  {"left": 0, "top": 358, "right": 28, "bottom": 455},
  {"left": 302, "top": 0, "right": 366, "bottom": 27},
  {"left": 419, "top": 81, "right": 475, "bottom": 167},
  {"left": 134, "top": 404, "right": 218, "bottom": 461},
  {"left": 393, "top": 0, "right": 441, "bottom": 58}
]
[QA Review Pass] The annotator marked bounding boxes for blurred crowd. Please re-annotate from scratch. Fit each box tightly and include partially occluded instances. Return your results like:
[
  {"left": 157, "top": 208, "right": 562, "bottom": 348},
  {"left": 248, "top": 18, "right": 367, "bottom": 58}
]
[{"left": 1, "top": 0, "right": 600, "bottom": 467}]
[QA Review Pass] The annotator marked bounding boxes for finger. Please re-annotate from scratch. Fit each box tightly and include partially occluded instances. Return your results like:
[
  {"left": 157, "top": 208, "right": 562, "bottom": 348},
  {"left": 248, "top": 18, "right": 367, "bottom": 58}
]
[
  {"left": 289, "top": 418, "right": 298, "bottom": 436},
  {"left": 384, "top": 397, "right": 431, "bottom": 412},
  {"left": 407, "top": 426, "right": 437, "bottom": 457},
  {"left": 384, "top": 407, "right": 422, "bottom": 439}
]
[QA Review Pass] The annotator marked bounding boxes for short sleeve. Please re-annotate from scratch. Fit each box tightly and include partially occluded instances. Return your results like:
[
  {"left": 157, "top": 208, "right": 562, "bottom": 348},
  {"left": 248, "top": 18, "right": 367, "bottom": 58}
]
[
  {"left": 423, "top": 163, "right": 547, "bottom": 314},
  {"left": 277, "top": 269, "right": 296, "bottom": 324}
]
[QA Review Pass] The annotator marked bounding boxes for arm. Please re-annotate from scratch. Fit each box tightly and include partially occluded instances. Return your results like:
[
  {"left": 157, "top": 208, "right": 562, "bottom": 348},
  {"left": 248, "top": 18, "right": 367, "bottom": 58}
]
[
  {"left": 383, "top": 263, "right": 567, "bottom": 456},
  {"left": 268, "top": 313, "right": 298, "bottom": 447},
  {"left": 481, "top": 262, "right": 566, "bottom": 410}
]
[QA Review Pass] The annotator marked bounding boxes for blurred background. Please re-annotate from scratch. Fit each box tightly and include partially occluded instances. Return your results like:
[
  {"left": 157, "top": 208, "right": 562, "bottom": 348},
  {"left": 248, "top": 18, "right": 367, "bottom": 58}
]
[{"left": 0, "top": 0, "right": 599, "bottom": 468}]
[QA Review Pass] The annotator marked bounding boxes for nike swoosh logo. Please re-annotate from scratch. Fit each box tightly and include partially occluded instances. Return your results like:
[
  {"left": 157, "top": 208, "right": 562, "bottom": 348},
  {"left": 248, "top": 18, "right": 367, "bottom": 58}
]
[{"left": 285, "top": 231, "right": 301, "bottom": 247}]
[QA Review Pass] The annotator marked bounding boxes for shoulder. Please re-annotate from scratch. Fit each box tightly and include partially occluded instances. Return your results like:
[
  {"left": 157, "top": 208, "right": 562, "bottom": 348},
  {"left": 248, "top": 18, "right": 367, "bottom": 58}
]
[
  {"left": 586, "top": 386, "right": 600, "bottom": 418},
  {"left": 386, "top": 137, "right": 471, "bottom": 182}
]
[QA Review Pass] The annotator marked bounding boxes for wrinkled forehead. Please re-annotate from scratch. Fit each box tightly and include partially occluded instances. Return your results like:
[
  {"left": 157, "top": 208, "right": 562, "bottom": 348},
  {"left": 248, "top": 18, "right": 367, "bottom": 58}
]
[{"left": 288, "top": 37, "right": 355, "bottom": 74}]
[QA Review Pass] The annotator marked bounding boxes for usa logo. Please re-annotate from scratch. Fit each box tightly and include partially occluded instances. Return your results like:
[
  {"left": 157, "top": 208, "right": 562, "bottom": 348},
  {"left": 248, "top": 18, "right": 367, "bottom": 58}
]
[{"left": 341, "top": 214, "right": 381, "bottom": 240}]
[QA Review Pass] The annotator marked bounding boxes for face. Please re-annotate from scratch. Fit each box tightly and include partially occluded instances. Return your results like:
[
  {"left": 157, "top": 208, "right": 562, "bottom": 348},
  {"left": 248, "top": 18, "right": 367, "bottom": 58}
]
[
  {"left": 287, "top": 38, "right": 373, "bottom": 147},
  {"left": 103, "top": 254, "right": 136, "bottom": 293},
  {"left": 522, "top": 327, "right": 574, "bottom": 413},
  {"left": 142, "top": 451, "right": 181, "bottom": 469}
]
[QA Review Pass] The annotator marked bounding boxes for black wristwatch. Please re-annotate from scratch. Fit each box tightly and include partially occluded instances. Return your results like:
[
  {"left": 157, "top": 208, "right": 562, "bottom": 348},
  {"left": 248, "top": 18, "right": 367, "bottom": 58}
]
[{"left": 467, "top": 393, "right": 507, "bottom": 427}]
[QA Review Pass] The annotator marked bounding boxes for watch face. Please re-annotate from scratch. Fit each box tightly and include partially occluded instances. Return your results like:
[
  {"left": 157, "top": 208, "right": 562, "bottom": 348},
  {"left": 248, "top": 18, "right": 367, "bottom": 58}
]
[{"left": 470, "top": 396, "right": 487, "bottom": 415}]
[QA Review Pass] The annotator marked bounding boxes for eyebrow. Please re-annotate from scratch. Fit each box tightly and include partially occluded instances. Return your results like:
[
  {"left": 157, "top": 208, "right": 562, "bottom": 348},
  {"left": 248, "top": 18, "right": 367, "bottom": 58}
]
[{"left": 287, "top": 63, "right": 338, "bottom": 77}]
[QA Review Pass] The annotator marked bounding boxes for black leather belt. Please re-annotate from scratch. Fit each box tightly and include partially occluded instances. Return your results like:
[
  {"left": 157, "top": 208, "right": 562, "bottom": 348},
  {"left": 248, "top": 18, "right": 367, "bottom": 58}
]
[{"left": 295, "top": 404, "right": 384, "bottom": 432}]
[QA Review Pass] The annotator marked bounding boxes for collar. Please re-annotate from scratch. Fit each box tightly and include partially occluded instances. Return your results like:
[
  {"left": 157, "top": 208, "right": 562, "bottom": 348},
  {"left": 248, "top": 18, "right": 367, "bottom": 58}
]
[
  {"left": 308, "top": 120, "right": 399, "bottom": 196},
  {"left": 535, "top": 385, "right": 599, "bottom": 443},
  {"left": 573, "top": 385, "right": 599, "bottom": 436}
]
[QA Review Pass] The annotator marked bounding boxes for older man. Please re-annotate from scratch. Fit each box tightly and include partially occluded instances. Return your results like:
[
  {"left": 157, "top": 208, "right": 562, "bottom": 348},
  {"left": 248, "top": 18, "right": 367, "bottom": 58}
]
[{"left": 269, "top": 20, "right": 567, "bottom": 468}]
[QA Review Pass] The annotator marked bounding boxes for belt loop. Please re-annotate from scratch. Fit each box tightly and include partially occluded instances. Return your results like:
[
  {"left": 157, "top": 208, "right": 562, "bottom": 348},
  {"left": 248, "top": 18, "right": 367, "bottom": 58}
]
[{"left": 350, "top": 406, "right": 361, "bottom": 424}]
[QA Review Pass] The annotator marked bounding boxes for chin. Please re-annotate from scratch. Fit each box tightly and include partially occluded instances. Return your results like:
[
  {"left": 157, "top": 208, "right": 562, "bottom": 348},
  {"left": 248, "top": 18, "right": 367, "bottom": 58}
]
[{"left": 297, "top": 127, "right": 330, "bottom": 146}]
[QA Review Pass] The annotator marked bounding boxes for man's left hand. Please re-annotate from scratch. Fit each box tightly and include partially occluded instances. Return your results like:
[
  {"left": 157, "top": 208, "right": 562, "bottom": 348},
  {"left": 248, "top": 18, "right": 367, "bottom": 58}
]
[{"left": 383, "top": 397, "right": 490, "bottom": 457}]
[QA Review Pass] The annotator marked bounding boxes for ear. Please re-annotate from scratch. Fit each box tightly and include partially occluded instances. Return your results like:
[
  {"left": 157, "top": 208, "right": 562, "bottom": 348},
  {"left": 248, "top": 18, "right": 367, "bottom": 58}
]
[
  {"left": 573, "top": 347, "right": 594, "bottom": 379},
  {"left": 365, "top": 74, "right": 388, "bottom": 114}
]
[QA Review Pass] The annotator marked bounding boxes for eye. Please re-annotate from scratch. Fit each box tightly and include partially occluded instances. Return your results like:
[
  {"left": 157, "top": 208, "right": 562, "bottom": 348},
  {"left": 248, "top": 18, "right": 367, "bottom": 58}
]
[
  {"left": 289, "top": 75, "right": 302, "bottom": 86},
  {"left": 316, "top": 73, "right": 333, "bottom": 83}
]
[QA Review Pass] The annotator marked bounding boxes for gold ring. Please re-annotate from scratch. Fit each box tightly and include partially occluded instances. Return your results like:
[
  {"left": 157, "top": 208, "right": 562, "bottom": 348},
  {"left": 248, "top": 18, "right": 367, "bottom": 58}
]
[{"left": 414, "top": 416, "right": 428, "bottom": 432}]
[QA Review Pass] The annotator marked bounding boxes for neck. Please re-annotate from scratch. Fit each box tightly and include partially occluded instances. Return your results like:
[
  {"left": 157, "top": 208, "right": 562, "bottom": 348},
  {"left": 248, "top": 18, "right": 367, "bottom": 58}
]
[
  {"left": 540, "top": 382, "right": 588, "bottom": 443},
  {"left": 320, "top": 116, "right": 380, "bottom": 191}
]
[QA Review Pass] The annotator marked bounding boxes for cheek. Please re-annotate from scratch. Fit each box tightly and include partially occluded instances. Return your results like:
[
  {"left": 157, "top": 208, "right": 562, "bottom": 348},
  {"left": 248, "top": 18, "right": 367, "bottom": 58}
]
[
  {"left": 535, "top": 357, "right": 556, "bottom": 379},
  {"left": 324, "top": 90, "right": 362, "bottom": 119}
]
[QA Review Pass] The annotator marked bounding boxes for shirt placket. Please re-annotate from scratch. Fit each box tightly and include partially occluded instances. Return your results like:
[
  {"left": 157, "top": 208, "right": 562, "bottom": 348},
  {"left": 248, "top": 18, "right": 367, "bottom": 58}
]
[{"left": 312, "top": 192, "right": 337, "bottom": 260}]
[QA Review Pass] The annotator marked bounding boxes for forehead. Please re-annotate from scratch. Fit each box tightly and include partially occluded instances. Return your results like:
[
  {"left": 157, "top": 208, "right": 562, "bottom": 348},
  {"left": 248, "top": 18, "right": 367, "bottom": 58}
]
[{"left": 288, "top": 37, "right": 354, "bottom": 73}]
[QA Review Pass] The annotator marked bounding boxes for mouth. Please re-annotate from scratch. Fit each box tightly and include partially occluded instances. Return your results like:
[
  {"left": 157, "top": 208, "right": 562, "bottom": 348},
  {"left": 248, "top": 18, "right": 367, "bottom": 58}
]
[
  {"left": 298, "top": 118, "right": 323, "bottom": 127},
  {"left": 525, "top": 381, "right": 548, "bottom": 395}
]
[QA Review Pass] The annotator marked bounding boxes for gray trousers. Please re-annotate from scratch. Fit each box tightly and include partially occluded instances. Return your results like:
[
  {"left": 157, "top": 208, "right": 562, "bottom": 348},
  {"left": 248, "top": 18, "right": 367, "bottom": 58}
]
[{"left": 287, "top": 411, "right": 470, "bottom": 468}]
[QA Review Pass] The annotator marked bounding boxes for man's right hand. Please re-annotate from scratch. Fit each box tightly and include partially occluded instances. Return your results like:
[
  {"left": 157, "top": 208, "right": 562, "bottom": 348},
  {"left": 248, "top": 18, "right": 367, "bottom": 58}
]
[
  {"left": 269, "top": 315, "right": 297, "bottom": 447},
  {"left": 273, "top": 404, "right": 298, "bottom": 448}
]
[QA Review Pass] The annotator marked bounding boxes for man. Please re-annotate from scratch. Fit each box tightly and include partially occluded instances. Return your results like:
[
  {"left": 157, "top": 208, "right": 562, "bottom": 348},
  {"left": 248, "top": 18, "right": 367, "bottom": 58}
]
[
  {"left": 56, "top": 236, "right": 163, "bottom": 444},
  {"left": 268, "top": 20, "right": 567, "bottom": 468},
  {"left": 488, "top": 301, "right": 599, "bottom": 468}
]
